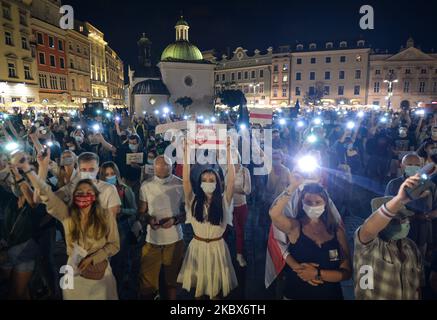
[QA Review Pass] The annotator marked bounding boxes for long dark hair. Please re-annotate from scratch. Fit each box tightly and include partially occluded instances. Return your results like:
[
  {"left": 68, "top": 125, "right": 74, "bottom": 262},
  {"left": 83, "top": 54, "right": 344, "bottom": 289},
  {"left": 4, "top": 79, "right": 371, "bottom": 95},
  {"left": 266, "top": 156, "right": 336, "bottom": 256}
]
[
  {"left": 295, "top": 183, "right": 339, "bottom": 235},
  {"left": 192, "top": 169, "right": 224, "bottom": 226}
]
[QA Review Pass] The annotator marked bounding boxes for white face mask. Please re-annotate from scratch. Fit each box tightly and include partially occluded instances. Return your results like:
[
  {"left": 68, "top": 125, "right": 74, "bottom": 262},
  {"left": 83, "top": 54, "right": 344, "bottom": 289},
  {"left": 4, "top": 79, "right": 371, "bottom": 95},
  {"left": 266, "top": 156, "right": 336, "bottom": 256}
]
[
  {"left": 154, "top": 175, "right": 172, "bottom": 184},
  {"left": 79, "top": 170, "right": 98, "bottom": 180},
  {"left": 303, "top": 204, "right": 325, "bottom": 220},
  {"left": 429, "top": 148, "right": 437, "bottom": 156},
  {"left": 201, "top": 182, "right": 216, "bottom": 194}
]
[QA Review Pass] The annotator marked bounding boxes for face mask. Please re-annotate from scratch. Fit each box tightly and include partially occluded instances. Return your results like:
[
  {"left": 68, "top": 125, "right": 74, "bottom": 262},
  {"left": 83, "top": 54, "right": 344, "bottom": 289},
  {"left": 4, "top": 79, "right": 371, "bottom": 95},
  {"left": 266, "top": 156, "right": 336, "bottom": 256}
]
[
  {"left": 79, "top": 170, "right": 98, "bottom": 180},
  {"left": 432, "top": 130, "right": 437, "bottom": 138},
  {"left": 303, "top": 204, "right": 325, "bottom": 220},
  {"left": 147, "top": 158, "right": 154, "bottom": 165},
  {"left": 74, "top": 136, "right": 84, "bottom": 144},
  {"left": 272, "top": 159, "right": 281, "bottom": 167},
  {"left": 201, "top": 182, "right": 216, "bottom": 194},
  {"left": 129, "top": 144, "right": 138, "bottom": 152},
  {"left": 404, "top": 165, "right": 420, "bottom": 177},
  {"left": 48, "top": 176, "right": 58, "bottom": 186},
  {"left": 383, "top": 222, "right": 410, "bottom": 241},
  {"left": 73, "top": 194, "right": 96, "bottom": 209},
  {"left": 69, "top": 146, "right": 76, "bottom": 151},
  {"left": 399, "top": 130, "right": 407, "bottom": 138},
  {"left": 106, "top": 175, "right": 117, "bottom": 185},
  {"left": 429, "top": 148, "right": 437, "bottom": 156},
  {"left": 154, "top": 175, "right": 171, "bottom": 184},
  {"left": 60, "top": 157, "right": 74, "bottom": 166},
  {"left": 120, "top": 135, "right": 127, "bottom": 141}
]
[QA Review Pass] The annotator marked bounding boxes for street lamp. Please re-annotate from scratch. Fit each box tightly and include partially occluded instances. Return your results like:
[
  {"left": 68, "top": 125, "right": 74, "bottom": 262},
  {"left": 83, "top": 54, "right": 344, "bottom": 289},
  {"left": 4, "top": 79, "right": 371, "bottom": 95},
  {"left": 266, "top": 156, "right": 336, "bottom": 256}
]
[
  {"left": 384, "top": 74, "right": 398, "bottom": 111},
  {"left": 249, "top": 82, "right": 260, "bottom": 106}
]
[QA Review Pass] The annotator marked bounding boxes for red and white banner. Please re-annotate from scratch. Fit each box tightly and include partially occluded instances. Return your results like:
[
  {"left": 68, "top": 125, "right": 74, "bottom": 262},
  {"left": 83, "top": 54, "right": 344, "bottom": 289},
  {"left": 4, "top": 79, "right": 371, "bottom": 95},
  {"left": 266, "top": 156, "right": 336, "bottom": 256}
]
[
  {"left": 249, "top": 108, "right": 272, "bottom": 125},
  {"left": 188, "top": 122, "right": 227, "bottom": 149}
]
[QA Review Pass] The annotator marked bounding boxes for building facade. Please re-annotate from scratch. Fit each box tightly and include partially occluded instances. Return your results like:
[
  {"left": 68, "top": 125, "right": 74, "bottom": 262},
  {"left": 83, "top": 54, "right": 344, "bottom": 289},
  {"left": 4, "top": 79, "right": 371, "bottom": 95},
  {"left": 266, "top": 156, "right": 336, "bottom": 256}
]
[
  {"left": 85, "top": 22, "right": 108, "bottom": 102},
  {"left": 0, "top": 0, "right": 39, "bottom": 105},
  {"left": 214, "top": 47, "right": 273, "bottom": 108},
  {"left": 368, "top": 38, "right": 437, "bottom": 109},
  {"left": 271, "top": 46, "right": 291, "bottom": 106},
  {"left": 289, "top": 40, "right": 371, "bottom": 107},
  {"left": 66, "top": 20, "right": 91, "bottom": 104},
  {"left": 31, "top": 0, "right": 69, "bottom": 104},
  {"left": 105, "top": 45, "right": 124, "bottom": 106}
]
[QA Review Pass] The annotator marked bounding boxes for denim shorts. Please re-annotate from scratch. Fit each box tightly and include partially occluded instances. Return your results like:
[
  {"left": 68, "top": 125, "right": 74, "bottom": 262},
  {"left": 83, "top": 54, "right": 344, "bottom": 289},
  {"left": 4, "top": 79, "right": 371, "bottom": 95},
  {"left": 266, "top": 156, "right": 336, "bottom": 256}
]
[{"left": 0, "top": 239, "right": 39, "bottom": 273}]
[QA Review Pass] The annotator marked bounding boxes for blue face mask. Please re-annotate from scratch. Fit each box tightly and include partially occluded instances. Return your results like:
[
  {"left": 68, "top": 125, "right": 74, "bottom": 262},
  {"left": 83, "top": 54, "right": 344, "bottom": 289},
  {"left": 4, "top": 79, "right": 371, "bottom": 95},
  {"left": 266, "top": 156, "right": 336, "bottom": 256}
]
[
  {"left": 106, "top": 175, "right": 117, "bottom": 185},
  {"left": 129, "top": 144, "right": 138, "bottom": 152},
  {"left": 382, "top": 222, "right": 410, "bottom": 241},
  {"left": 404, "top": 165, "right": 420, "bottom": 177}
]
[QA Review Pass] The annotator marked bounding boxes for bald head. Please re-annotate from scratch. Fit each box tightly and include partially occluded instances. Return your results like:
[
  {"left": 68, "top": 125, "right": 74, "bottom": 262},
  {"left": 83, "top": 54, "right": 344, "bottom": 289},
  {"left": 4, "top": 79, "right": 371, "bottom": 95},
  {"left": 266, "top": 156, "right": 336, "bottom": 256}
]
[
  {"left": 154, "top": 155, "right": 172, "bottom": 178},
  {"left": 401, "top": 153, "right": 421, "bottom": 167}
]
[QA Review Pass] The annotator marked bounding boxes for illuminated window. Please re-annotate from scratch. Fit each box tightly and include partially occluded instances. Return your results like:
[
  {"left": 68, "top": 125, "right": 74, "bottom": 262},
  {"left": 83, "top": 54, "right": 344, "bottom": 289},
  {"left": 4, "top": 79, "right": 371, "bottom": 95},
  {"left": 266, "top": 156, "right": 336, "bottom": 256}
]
[{"left": 8, "top": 62, "right": 17, "bottom": 78}]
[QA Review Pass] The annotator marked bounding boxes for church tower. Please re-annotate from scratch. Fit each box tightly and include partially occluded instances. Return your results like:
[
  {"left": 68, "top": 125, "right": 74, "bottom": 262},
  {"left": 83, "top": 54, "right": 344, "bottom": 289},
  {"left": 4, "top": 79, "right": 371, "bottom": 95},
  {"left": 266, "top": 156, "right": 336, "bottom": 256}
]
[
  {"left": 175, "top": 16, "right": 189, "bottom": 42},
  {"left": 138, "top": 33, "right": 152, "bottom": 68}
]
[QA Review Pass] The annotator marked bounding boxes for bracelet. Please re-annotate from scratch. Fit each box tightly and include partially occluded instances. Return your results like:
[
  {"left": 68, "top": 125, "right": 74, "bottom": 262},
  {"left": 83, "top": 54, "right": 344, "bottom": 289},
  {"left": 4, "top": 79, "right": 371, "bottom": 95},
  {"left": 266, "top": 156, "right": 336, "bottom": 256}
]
[
  {"left": 22, "top": 168, "right": 33, "bottom": 176},
  {"left": 15, "top": 178, "right": 25, "bottom": 185},
  {"left": 377, "top": 204, "right": 396, "bottom": 220}
]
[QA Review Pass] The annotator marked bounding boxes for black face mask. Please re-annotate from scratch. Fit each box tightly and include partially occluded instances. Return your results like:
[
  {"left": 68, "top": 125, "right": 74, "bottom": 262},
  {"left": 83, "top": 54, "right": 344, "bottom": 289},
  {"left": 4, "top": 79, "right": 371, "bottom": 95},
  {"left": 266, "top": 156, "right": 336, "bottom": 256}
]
[{"left": 120, "top": 135, "right": 127, "bottom": 141}]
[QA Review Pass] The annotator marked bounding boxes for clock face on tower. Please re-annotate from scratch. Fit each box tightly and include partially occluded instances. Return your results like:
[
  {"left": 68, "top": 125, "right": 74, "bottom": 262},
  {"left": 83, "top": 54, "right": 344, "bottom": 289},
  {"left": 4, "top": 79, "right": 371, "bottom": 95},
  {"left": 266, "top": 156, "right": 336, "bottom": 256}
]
[
  {"left": 184, "top": 76, "right": 193, "bottom": 87},
  {"left": 237, "top": 52, "right": 243, "bottom": 60}
]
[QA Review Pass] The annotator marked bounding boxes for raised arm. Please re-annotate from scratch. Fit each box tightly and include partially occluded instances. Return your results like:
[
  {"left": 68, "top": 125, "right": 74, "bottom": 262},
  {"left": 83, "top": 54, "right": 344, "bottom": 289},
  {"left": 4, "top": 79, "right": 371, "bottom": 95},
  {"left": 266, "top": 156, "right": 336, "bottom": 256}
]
[
  {"left": 225, "top": 137, "right": 235, "bottom": 205},
  {"left": 13, "top": 152, "right": 69, "bottom": 221},
  {"left": 95, "top": 133, "right": 117, "bottom": 153},
  {"left": 182, "top": 138, "right": 193, "bottom": 205},
  {"left": 358, "top": 175, "right": 421, "bottom": 244},
  {"left": 10, "top": 164, "right": 36, "bottom": 208},
  {"left": 269, "top": 172, "right": 303, "bottom": 235}
]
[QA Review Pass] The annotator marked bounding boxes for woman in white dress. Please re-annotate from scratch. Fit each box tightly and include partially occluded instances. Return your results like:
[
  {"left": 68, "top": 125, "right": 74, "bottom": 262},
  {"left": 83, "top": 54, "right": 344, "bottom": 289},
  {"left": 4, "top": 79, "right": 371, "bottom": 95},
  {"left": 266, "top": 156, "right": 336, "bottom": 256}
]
[
  {"left": 14, "top": 151, "right": 120, "bottom": 300},
  {"left": 178, "top": 137, "right": 238, "bottom": 299}
]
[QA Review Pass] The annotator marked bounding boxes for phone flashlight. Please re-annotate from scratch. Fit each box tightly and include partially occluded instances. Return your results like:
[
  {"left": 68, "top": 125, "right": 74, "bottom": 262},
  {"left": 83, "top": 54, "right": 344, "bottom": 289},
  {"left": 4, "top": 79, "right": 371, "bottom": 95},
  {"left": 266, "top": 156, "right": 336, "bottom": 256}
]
[
  {"left": 279, "top": 118, "right": 286, "bottom": 125},
  {"left": 357, "top": 111, "right": 365, "bottom": 118},
  {"left": 307, "top": 134, "right": 317, "bottom": 144},
  {"left": 297, "top": 155, "right": 319, "bottom": 173},
  {"left": 297, "top": 120, "right": 305, "bottom": 128},
  {"left": 347, "top": 121, "right": 355, "bottom": 129},
  {"left": 313, "top": 118, "right": 322, "bottom": 125},
  {"left": 92, "top": 124, "right": 100, "bottom": 132},
  {"left": 5, "top": 142, "right": 20, "bottom": 154}
]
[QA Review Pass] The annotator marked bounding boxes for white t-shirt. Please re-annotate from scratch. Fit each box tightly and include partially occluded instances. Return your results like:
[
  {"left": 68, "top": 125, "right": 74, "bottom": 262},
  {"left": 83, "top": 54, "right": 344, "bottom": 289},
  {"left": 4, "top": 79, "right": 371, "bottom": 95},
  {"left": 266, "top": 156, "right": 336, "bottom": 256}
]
[
  {"left": 56, "top": 177, "right": 121, "bottom": 210},
  {"left": 139, "top": 175, "right": 184, "bottom": 245}
]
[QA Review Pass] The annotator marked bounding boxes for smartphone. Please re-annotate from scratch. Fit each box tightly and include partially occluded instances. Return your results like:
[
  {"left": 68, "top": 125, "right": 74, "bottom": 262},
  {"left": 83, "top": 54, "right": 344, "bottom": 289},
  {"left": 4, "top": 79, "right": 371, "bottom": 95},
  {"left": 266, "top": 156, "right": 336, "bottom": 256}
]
[
  {"left": 405, "top": 163, "right": 435, "bottom": 200},
  {"left": 41, "top": 145, "right": 49, "bottom": 158}
]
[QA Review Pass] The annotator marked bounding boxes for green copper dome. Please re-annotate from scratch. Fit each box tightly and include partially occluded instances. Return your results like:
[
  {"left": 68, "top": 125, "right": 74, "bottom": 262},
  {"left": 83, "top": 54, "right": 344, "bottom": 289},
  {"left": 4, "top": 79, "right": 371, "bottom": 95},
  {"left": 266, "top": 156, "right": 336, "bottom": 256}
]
[{"left": 161, "top": 40, "right": 203, "bottom": 62}]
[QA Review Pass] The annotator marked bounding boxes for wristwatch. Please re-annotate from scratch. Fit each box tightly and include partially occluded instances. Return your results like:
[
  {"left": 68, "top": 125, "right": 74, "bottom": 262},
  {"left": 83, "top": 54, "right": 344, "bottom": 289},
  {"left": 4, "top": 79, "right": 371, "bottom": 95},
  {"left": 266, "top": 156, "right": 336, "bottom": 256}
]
[{"left": 315, "top": 267, "right": 322, "bottom": 281}]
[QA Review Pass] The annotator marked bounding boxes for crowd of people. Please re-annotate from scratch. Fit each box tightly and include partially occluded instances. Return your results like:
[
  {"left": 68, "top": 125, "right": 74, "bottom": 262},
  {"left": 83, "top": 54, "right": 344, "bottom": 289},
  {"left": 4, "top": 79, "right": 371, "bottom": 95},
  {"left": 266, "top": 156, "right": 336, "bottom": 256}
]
[{"left": 0, "top": 104, "right": 436, "bottom": 300}]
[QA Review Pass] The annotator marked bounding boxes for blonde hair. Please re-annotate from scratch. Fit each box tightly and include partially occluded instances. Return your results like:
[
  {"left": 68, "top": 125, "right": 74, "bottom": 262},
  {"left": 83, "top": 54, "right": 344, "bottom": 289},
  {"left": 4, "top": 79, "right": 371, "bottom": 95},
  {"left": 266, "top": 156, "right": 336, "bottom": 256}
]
[{"left": 69, "top": 180, "right": 108, "bottom": 242}]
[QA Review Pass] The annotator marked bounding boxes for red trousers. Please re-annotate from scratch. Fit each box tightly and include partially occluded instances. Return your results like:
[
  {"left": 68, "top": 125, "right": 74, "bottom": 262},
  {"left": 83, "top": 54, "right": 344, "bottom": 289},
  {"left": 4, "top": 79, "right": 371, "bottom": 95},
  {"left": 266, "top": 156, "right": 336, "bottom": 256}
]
[{"left": 233, "top": 204, "right": 249, "bottom": 254}]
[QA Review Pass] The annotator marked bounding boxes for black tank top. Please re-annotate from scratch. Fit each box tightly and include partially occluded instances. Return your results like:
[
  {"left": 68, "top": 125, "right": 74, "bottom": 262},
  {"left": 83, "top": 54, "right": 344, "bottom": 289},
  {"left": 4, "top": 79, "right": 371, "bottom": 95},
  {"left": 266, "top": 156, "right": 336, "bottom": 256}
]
[{"left": 283, "top": 224, "right": 344, "bottom": 300}]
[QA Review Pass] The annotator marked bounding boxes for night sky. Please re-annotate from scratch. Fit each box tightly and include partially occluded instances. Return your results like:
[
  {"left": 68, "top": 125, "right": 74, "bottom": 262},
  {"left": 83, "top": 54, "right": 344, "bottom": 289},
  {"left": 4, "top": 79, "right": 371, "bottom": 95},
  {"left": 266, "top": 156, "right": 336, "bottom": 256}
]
[{"left": 64, "top": 0, "right": 437, "bottom": 77}]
